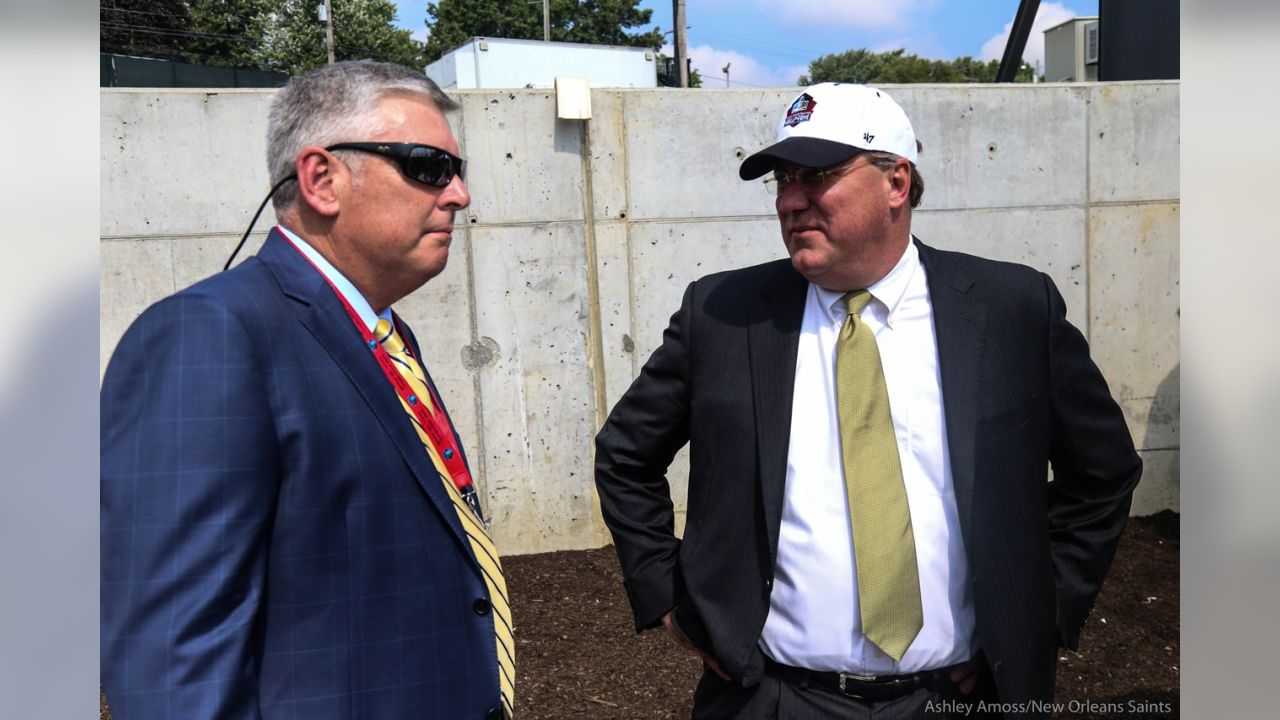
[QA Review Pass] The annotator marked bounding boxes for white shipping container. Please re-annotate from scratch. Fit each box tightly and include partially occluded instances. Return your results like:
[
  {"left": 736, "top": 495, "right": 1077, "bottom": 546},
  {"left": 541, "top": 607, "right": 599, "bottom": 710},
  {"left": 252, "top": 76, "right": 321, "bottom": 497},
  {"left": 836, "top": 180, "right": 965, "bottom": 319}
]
[{"left": 426, "top": 36, "right": 657, "bottom": 89}]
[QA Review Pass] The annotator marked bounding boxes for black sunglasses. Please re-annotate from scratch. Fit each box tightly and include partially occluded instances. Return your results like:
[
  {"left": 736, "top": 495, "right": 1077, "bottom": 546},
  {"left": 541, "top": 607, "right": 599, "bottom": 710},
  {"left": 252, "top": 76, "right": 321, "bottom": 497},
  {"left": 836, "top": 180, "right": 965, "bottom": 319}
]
[
  {"left": 326, "top": 141, "right": 466, "bottom": 188},
  {"left": 223, "top": 142, "right": 467, "bottom": 271}
]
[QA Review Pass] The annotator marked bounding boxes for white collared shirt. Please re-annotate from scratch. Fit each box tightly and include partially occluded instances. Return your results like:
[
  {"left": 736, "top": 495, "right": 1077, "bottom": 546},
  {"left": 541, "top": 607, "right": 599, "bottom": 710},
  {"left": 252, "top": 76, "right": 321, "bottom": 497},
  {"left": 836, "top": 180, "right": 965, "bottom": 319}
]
[
  {"left": 759, "top": 240, "right": 977, "bottom": 674},
  {"left": 277, "top": 224, "right": 390, "bottom": 331}
]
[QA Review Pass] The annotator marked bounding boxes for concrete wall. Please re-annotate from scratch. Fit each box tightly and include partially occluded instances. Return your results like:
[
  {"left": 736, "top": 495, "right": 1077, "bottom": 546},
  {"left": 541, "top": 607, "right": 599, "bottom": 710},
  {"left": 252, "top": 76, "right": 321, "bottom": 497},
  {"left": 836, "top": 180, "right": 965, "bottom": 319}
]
[{"left": 101, "top": 82, "right": 1180, "bottom": 555}]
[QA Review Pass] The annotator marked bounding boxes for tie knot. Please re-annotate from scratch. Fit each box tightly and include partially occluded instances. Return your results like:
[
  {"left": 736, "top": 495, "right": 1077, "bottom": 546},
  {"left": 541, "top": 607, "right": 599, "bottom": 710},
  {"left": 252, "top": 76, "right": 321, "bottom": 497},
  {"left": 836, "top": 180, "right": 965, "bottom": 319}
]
[
  {"left": 842, "top": 289, "right": 873, "bottom": 317},
  {"left": 373, "top": 318, "right": 406, "bottom": 355}
]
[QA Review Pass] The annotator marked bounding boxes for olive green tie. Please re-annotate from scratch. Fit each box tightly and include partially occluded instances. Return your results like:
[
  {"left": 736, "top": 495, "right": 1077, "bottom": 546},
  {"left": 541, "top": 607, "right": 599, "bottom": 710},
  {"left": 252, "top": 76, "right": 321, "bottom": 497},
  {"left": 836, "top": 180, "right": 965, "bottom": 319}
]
[{"left": 836, "top": 290, "right": 923, "bottom": 662}]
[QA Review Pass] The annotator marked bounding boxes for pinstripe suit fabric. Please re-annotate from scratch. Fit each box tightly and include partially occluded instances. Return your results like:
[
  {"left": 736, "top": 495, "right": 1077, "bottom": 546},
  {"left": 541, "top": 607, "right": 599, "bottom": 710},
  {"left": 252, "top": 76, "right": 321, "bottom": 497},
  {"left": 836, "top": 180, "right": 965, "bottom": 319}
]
[{"left": 102, "top": 230, "right": 504, "bottom": 720}]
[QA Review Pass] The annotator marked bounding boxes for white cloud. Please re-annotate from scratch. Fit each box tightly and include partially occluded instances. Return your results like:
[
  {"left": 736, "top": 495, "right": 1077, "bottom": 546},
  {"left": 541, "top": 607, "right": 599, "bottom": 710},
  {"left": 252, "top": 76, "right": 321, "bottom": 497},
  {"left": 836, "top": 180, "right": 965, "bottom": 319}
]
[
  {"left": 770, "top": 0, "right": 923, "bottom": 30},
  {"left": 979, "top": 1, "right": 1078, "bottom": 73},
  {"left": 664, "top": 43, "right": 807, "bottom": 88}
]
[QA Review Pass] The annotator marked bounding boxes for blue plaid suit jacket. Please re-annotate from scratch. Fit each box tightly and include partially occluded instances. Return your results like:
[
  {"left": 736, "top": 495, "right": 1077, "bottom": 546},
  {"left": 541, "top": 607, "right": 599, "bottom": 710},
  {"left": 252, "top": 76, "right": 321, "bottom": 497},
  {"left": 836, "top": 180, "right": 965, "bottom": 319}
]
[{"left": 101, "top": 230, "right": 503, "bottom": 720}]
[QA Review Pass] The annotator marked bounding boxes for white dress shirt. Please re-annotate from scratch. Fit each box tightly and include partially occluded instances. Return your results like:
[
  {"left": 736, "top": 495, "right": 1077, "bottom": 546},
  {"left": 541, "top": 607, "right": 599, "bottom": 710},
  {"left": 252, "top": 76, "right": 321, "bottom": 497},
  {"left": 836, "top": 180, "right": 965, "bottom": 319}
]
[
  {"left": 759, "top": 239, "right": 977, "bottom": 674},
  {"left": 277, "top": 224, "right": 390, "bottom": 332}
]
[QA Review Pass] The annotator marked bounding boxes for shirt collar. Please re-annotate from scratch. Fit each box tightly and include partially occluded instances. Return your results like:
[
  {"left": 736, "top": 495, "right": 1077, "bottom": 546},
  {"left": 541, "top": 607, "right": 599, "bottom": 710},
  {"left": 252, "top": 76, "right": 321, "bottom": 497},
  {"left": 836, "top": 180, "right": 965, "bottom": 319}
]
[
  {"left": 277, "top": 224, "right": 391, "bottom": 332},
  {"left": 813, "top": 239, "right": 919, "bottom": 328}
]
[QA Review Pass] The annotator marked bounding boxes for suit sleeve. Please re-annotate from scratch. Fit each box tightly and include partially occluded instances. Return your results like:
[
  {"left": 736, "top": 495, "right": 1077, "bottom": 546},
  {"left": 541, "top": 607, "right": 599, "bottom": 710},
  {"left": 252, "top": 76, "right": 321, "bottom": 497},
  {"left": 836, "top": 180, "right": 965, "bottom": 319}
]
[
  {"left": 594, "top": 282, "right": 696, "bottom": 632},
  {"left": 1041, "top": 273, "right": 1143, "bottom": 649},
  {"left": 101, "top": 293, "right": 279, "bottom": 719}
]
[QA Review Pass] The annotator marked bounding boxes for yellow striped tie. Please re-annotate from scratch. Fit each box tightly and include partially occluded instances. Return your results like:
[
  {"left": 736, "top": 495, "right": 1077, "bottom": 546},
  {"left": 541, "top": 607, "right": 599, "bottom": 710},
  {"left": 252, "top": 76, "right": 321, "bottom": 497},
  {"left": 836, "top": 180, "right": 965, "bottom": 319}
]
[
  {"left": 374, "top": 318, "right": 515, "bottom": 718},
  {"left": 836, "top": 291, "right": 923, "bottom": 662}
]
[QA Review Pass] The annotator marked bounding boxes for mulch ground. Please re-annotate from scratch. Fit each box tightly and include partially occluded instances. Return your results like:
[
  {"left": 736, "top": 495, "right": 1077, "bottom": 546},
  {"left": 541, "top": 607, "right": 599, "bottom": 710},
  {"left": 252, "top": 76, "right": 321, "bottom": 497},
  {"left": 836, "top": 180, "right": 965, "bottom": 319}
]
[
  {"left": 507, "top": 511, "right": 1179, "bottom": 720},
  {"left": 101, "top": 512, "right": 1178, "bottom": 719}
]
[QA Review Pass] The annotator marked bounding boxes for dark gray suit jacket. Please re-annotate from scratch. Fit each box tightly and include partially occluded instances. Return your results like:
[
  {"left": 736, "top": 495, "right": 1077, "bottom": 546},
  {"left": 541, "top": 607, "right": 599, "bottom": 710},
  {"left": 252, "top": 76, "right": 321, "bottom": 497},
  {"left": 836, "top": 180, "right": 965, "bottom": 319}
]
[{"left": 594, "top": 239, "right": 1141, "bottom": 713}]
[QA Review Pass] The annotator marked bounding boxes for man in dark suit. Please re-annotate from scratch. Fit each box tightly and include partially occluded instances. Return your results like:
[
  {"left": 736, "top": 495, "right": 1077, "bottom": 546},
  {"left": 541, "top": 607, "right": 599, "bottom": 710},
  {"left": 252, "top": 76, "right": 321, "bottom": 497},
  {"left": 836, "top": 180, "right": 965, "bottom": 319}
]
[
  {"left": 101, "top": 61, "right": 512, "bottom": 720},
  {"left": 595, "top": 83, "right": 1141, "bottom": 718}
]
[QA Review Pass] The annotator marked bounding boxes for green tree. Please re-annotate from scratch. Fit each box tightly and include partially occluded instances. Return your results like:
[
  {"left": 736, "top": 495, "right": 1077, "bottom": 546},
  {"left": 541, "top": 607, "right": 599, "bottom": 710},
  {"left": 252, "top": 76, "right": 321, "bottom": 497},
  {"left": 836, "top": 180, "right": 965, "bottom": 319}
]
[
  {"left": 184, "top": 0, "right": 274, "bottom": 68},
  {"left": 799, "top": 48, "right": 1036, "bottom": 85},
  {"left": 102, "top": 1, "right": 427, "bottom": 74},
  {"left": 873, "top": 50, "right": 962, "bottom": 83},
  {"left": 424, "top": 0, "right": 663, "bottom": 63},
  {"left": 261, "top": 0, "right": 427, "bottom": 75},
  {"left": 950, "top": 55, "right": 1001, "bottom": 83},
  {"left": 101, "top": 0, "right": 192, "bottom": 61},
  {"left": 798, "top": 48, "right": 884, "bottom": 85}
]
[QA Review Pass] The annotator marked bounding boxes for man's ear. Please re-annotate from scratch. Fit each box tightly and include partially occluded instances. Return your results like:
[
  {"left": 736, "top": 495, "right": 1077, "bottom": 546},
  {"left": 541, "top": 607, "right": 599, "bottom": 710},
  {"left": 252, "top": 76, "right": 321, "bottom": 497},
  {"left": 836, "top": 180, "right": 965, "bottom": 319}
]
[
  {"left": 886, "top": 158, "right": 911, "bottom": 210},
  {"left": 295, "top": 146, "right": 342, "bottom": 218}
]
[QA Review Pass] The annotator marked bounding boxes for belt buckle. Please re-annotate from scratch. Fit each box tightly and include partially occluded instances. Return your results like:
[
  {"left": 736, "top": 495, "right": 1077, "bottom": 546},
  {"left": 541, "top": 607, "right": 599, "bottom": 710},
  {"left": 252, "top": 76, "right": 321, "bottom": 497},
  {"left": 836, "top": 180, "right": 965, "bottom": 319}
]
[{"left": 837, "top": 671, "right": 877, "bottom": 697}]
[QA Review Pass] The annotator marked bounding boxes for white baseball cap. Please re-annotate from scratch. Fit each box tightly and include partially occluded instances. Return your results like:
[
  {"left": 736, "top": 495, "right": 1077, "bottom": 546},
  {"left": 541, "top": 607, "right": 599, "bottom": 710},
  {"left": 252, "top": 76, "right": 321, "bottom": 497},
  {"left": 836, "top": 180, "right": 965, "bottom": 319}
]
[{"left": 739, "top": 82, "right": 918, "bottom": 180}]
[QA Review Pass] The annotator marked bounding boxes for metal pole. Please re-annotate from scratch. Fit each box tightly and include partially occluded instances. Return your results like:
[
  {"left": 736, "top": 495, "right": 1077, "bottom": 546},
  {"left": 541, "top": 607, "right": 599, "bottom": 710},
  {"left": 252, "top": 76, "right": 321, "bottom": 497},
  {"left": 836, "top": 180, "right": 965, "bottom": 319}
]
[
  {"left": 722, "top": 62, "right": 730, "bottom": 88},
  {"left": 324, "top": 0, "right": 335, "bottom": 64},
  {"left": 543, "top": 0, "right": 550, "bottom": 42},
  {"left": 674, "top": 0, "right": 688, "bottom": 87},
  {"left": 996, "top": 0, "right": 1040, "bottom": 82}
]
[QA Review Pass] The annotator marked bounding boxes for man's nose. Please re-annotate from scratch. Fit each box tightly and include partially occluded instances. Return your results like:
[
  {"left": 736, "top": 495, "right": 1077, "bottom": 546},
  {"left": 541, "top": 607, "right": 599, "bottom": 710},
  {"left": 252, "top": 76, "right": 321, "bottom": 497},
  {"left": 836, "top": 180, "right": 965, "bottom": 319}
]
[
  {"left": 442, "top": 175, "right": 471, "bottom": 210},
  {"left": 774, "top": 180, "right": 809, "bottom": 215}
]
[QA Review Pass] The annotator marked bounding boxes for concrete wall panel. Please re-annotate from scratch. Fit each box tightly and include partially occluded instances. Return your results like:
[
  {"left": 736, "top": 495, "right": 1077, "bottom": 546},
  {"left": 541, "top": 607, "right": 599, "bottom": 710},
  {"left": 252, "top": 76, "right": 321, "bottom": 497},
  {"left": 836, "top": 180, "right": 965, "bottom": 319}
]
[
  {"left": 891, "top": 84, "right": 1088, "bottom": 211},
  {"left": 102, "top": 90, "right": 276, "bottom": 238},
  {"left": 624, "top": 89, "right": 793, "bottom": 220},
  {"left": 594, "top": 221, "right": 637, "bottom": 414},
  {"left": 1088, "top": 203, "right": 1180, "bottom": 451},
  {"left": 1132, "top": 449, "right": 1179, "bottom": 515},
  {"left": 101, "top": 83, "right": 1181, "bottom": 552},
  {"left": 457, "top": 90, "right": 586, "bottom": 225},
  {"left": 1089, "top": 83, "right": 1180, "bottom": 203},
  {"left": 627, "top": 219, "right": 787, "bottom": 364},
  {"left": 469, "top": 223, "right": 602, "bottom": 553},
  {"left": 169, "top": 233, "right": 264, "bottom": 293},
  {"left": 586, "top": 91, "right": 631, "bottom": 223},
  {"left": 100, "top": 239, "right": 175, "bottom": 376},
  {"left": 912, "top": 206, "right": 1089, "bottom": 329},
  {"left": 621, "top": 217, "right": 786, "bottom": 538}
]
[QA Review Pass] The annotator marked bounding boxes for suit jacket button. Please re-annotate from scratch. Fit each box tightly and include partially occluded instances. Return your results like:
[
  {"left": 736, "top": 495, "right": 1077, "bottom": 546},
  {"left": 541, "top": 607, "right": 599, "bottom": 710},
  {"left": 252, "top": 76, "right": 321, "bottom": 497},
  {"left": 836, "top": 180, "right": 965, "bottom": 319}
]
[
  {"left": 473, "top": 598, "right": 492, "bottom": 616},
  {"left": 485, "top": 707, "right": 505, "bottom": 720}
]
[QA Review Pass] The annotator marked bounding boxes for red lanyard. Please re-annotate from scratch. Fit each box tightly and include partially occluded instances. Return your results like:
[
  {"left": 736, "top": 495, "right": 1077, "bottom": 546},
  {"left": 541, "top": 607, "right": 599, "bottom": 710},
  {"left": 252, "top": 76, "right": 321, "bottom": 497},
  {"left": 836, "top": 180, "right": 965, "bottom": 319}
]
[{"left": 281, "top": 231, "right": 475, "bottom": 494}]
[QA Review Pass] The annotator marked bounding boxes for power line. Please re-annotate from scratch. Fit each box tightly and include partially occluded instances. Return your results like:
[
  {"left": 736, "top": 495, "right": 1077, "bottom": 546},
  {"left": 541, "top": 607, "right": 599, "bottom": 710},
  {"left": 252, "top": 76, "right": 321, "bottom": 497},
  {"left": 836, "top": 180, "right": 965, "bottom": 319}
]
[
  {"left": 101, "top": 8, "right": 188, "bottom": 21},
  {"left": 101, "top": 22, "right": 254, "bottom": 43},
  {"left": 692, "top": 27, "right": 817, "bottom": 60}
]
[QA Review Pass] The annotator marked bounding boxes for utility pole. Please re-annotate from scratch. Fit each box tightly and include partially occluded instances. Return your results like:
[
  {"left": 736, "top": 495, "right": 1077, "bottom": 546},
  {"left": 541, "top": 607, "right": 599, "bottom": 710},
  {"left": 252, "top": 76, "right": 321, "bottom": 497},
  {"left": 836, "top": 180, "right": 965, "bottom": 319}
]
[
  {"left": 543, "top": 0, "right": 550, "bottom": 42},
  {"left": 674, "top": 0, "right": 688, "bottom": 87},
  {"left": 722, "top": 62, "right": 731, "bottom": 87},
  {"left": 323, "top": 0, "right": 335, "bottom": 65}
]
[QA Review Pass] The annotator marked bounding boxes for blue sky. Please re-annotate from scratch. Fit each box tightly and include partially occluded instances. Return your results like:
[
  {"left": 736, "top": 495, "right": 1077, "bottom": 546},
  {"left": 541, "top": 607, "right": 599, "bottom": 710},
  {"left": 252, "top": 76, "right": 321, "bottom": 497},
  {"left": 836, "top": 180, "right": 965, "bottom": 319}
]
[{"left": 394, "top": 1, "right": 1097, "bottom": 87}]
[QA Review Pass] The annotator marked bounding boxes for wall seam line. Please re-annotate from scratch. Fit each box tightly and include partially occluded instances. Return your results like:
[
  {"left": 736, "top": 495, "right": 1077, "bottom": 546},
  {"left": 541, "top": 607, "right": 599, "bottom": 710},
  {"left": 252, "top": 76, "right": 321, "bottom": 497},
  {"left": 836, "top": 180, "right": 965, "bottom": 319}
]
[
  {"left": 579, "top": 113, "right": 611, "bottom": 549},
  {"left": 1084, "top": 86, "right": 1094, "bottom": 345},
  {"left": 459, "top": 96, "right": 491, "bottom": 516}
]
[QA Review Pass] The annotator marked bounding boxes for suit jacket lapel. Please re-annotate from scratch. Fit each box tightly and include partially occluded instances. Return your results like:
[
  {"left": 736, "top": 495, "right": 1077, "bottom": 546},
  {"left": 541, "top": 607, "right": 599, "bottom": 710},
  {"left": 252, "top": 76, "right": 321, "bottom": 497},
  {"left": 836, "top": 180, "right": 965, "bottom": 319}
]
[
  {"left": 747, "top": 263, "right": 808, "bottom": 562},
  {"left": 916, "top": 239, "right": 986, "bottom": 539},
  {"left": 257, "top": 231, "right": 477, "bottom": 560}
]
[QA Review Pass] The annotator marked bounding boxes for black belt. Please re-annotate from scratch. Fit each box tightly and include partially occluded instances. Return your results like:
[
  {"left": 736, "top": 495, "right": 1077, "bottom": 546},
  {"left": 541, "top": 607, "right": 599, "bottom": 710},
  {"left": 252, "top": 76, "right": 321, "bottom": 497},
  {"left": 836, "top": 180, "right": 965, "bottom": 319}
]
[{"left": 763, "top": 657, "right": 953, "bottom": 702}]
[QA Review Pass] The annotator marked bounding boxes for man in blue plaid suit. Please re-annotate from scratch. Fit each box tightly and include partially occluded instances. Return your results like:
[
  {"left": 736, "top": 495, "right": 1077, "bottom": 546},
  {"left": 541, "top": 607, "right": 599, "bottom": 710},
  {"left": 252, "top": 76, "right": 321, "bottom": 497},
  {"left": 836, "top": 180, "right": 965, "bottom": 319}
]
[{"left": 101, "top": 61, "right": 509, "bottom": 720}]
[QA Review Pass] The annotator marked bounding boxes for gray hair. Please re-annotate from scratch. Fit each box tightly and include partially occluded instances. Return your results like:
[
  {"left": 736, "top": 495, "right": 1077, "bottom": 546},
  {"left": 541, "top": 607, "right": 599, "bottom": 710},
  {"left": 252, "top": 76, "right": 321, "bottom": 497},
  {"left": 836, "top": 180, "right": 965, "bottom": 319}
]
[
  {"left": 267, "top": 60, "right": 459, "bottom": 212},
  {"left": 861, "top": 150, "right": 924, "bottom": 209}
]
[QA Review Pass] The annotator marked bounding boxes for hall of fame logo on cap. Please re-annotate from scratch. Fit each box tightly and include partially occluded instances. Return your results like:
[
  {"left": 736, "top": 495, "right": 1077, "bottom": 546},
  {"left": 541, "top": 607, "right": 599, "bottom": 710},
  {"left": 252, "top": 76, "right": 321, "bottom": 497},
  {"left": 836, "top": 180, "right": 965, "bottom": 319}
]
[{"left": 783, "top": 93, "right": 817, "bottom": 127}]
